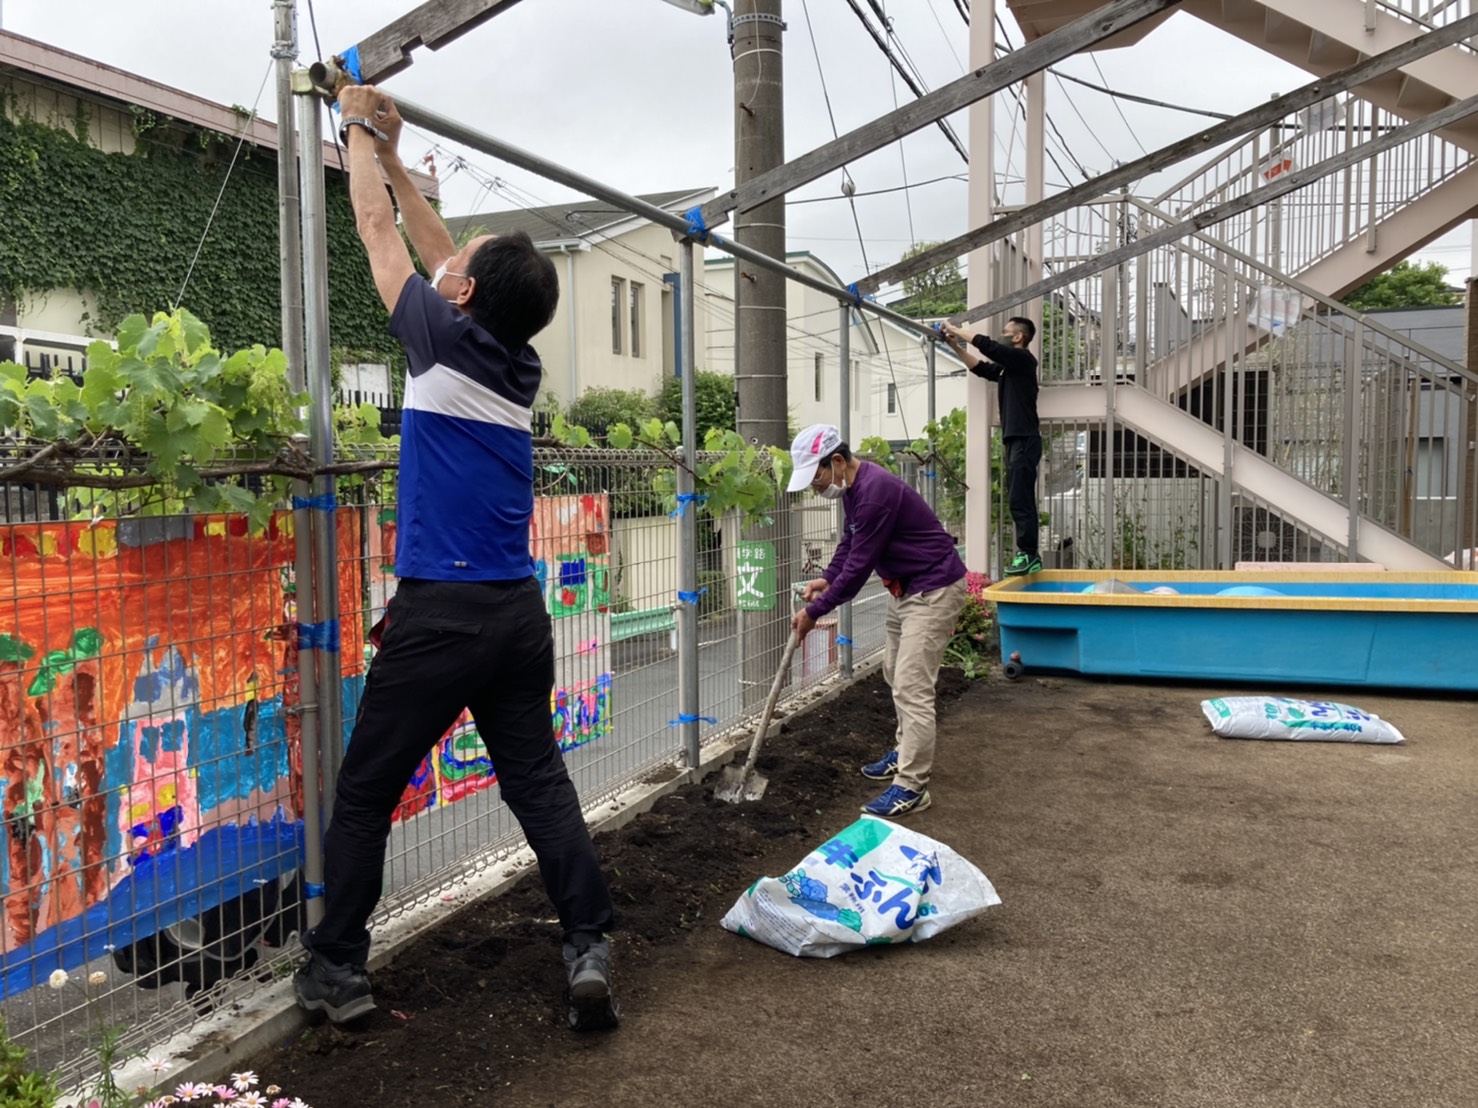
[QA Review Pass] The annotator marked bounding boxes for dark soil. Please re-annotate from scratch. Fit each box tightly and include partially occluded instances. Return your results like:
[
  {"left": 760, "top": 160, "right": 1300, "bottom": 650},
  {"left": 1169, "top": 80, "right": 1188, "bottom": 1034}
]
[{"left": 243, "top": 670, "right": 971, "bottom": 1106}]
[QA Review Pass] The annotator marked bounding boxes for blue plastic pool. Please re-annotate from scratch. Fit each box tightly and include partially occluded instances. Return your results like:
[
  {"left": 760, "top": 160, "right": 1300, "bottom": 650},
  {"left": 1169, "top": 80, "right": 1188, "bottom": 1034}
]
[{"left": 985, "top": 570, "right": 1478, "bottom": 691}]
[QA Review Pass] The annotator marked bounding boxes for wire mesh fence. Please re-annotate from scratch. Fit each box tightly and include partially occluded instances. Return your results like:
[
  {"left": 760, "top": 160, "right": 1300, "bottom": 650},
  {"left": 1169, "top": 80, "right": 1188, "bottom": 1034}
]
[{"left": 0, "top": 443, "right": 895, "bottom": 1087}]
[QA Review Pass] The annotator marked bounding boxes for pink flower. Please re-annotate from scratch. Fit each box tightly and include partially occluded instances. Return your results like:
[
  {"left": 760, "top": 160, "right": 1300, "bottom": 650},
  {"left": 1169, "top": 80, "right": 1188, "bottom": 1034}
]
[{"left": 273, "top": 1100, "right": 292, "bottom": 1108}]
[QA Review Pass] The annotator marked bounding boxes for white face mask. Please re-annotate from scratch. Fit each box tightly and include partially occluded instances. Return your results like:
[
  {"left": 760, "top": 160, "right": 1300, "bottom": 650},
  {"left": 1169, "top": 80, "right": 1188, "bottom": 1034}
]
[
  {"left": 431, "top": 260, "right": 450, "bottom": 290},
  {"left": 818, "top": 462, "right": 847, "bottom": 500}
]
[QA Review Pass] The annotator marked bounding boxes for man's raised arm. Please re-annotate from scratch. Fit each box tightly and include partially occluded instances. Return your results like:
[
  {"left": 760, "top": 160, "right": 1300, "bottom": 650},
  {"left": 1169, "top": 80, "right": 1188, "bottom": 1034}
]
[
  {"left": 369, "top": 92, "right": 457, "bottom": 275},
  {"left": 339, "top": 84, "right": 415, "bottom": 313}
]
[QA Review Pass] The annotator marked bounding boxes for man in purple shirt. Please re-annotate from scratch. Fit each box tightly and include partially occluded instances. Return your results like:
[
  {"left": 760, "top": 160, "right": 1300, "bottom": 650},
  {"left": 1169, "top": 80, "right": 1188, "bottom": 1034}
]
[{"left": 787, "top": 424, "right": 968, "bottom": 817}]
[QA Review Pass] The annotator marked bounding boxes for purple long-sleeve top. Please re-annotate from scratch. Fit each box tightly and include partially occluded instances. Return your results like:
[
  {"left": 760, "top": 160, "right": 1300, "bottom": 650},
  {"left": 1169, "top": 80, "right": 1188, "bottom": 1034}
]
[{"left": 806, "top": 461, "right": 967, "bottom": 620}]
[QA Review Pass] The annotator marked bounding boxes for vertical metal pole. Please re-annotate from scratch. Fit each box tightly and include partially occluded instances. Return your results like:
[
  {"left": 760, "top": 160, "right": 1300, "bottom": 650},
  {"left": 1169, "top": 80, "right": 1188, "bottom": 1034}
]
[
  {"left": 965, "top": 4, "right": 995, "bottom": 574},
  {"left": 677, "top": 241, "right": 701, "bottom": 770},
  {"left": 1219, "top": 260, "right": 1235, "bottom": 568},
  {"left": 1101, "top": 265, "right": 1118, "bottom": 568},
  {"left": 297, "top": 88, "right": 345, "bottom": 818},
  {"left": 837, "top": 302, "right": 853, "bottom": 680},
  {"left": 277, "top": 16, "right": 324, "bottom": 929},
  {"left": 925, "top": 338, "right": 938, "bottom": 510},
  {"left": 1345, "top": 322, "right": 1362, "bottom": 559}
]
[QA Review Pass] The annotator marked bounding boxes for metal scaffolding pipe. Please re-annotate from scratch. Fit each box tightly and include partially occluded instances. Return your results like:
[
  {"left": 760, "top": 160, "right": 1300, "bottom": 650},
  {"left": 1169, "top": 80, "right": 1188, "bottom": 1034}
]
[
  {"left": 355, "top": 90, "right": 943, "bottom": 343},
  {"left": 296, "top": 88, "right": 346, "bottom": 820}
]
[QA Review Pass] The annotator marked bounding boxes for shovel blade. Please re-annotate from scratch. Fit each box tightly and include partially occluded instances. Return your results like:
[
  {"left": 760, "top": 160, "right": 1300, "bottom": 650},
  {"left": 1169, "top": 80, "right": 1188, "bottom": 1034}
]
[{"left": 714, "top": 765, "right": 768, "bottom": 804}]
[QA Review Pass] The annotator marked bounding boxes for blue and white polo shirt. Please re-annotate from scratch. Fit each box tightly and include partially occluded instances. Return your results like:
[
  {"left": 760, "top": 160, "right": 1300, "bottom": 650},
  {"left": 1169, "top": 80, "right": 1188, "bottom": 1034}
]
[{"left": 389, "top": 275, "right": 540, "bottom": 581}]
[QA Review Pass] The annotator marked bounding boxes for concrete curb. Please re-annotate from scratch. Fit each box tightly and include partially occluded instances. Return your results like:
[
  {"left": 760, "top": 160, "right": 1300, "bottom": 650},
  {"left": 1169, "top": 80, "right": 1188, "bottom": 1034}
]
[{"left": 97, "top": 655, "right": 884, "bottom": 1099}]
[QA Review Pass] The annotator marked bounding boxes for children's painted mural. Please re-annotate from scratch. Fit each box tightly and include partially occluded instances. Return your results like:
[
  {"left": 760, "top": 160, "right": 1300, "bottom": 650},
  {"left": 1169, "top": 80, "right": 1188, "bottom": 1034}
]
[
  {"left": 382, "top": 494, "right": 614, "bottom": 821},
  {"left": 0, "top": 494, "right": 615, "bottom": 997}
]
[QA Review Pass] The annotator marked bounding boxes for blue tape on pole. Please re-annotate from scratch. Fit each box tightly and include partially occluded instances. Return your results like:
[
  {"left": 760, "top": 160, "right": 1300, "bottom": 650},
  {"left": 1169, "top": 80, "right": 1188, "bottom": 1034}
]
[
  {"left": 846, "top": 282, "right": 864, "bottom": 308},
  {"left": 304, "top": 883, "right": 326, "bottom": 900},
  {"left": 292, "top": 492, "right": 338, "bottom": 512},
  {"left": 923, "top": 470, "right": 938, "bottom": 478},
  {"left": 677, "top": 586, "right": 708, "bottom": 607},
  {"left": 340, "top": 45, "right": 363, "bottom": 82},
  {"left": 836, "top": 635, "right": 853, "bottom": 646},
  {"left": 669, "top": 714, "right": 718, "bottom": 727},
  {"left": 684, "top": 206, "right": 710, "bottom": 243},
  {"left": 669, "top": 492, "right": 709, "bottom": 518},
  {"left": 296, "top": 620, "right": 341, "bottom": 653}
]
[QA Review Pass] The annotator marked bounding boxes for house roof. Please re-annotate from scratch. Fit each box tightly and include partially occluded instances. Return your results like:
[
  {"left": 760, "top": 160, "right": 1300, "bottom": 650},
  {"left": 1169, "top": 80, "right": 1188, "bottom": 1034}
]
[
  {"left": 0, "top": 29, "right": 437, "bottom": 198},
  {"left": 445, "top": 189, "right": 711, "bottom": 247}
]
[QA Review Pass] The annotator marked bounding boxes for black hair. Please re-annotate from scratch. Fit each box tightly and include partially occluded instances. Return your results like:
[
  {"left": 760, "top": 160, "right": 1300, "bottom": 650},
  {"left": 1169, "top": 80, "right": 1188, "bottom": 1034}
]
[
  {"left": 1008, "top": 316, "right": 1036, "bottom": 345},
  {"left": 464, "top": 231, "right": 560, "bottom": 347},
  {"left": 828, "top": 442, "right": 853, "bottom": 465}
]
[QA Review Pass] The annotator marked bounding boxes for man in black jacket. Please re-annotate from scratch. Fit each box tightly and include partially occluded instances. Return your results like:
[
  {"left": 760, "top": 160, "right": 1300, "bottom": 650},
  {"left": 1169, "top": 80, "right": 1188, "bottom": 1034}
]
[{"left": 938, "top": 317, "right": 1042, "bottom": 576}]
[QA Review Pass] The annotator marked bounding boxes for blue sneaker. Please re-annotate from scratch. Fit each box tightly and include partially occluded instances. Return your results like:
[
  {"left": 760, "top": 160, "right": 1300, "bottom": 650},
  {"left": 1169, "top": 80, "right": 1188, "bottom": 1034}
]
[
  {"left": 861, "top": 784, "right": 931, "bottom": 817},
  {"left": 860, "top": 750, "right": 899, "bottom": 780}
]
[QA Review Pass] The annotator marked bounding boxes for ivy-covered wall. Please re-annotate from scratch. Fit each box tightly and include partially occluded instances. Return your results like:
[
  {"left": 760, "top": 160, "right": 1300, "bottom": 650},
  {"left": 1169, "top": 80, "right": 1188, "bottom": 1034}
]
[{"left": 0, "top": 103, "right": 396, "bottom": 360}]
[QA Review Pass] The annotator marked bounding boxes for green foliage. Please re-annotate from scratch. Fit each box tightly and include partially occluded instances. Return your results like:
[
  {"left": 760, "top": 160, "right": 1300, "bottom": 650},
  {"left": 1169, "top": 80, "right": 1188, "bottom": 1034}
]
[
  {"left": 856, "top": 435, "right": 898, "bottom": 472},
  {"left": 895, "top": 241, "right": 966, "bottom": 319},
  {"left": 0, "top": 1014, "right": 57, "bottom": 1108},
  {"left": 0, "top": 111, "right": 394, "bottom": 357},
  {"left": 548, "top": 412, "right": 782, "bottom": 527},
  {"left": 1038, "top": 302, "right": 1082, "bottom": 379},
  {"left": 0, "top": 308, "right": 389, "bottom": 529},
  {"left": 657, "top": 371, "right": 737, "bottom": 440},
  {"left": 1344, "top": 260, "right": 1461, "bottom": 313},
  {"left": 566, "top": 387, "right": 657, "bottom": 437}
]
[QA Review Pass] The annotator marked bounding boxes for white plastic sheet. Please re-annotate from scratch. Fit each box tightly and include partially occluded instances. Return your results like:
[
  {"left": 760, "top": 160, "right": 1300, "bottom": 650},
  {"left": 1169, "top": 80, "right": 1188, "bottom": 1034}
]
[{"left": 720, "top": 815, "right": 1000, "bottom": 958}]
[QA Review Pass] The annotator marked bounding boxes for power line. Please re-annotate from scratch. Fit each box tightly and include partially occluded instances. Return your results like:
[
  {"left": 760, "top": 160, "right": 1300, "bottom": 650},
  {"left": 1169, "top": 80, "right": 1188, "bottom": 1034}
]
[
  {"left": 1091, "top": 54, "right": 1148, "bottom": 157},
  {"left": 843, "top": 0, "right": 968, "bottom": 163}
]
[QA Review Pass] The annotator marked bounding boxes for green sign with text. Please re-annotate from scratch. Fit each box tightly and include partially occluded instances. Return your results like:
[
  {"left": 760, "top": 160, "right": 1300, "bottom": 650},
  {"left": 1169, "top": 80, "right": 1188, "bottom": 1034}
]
[{"left": 735, "top": 541, "right": 776, "bottom": 612}]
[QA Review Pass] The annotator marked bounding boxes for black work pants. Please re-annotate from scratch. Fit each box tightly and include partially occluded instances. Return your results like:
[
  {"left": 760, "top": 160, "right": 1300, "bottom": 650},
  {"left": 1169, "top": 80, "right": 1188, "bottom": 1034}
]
[
  {"left": 304, "top": 577, "right": 614, "bottom": 967},
  {"left": 1004, "top": 434, "right": 1042, "bottom": 557}
]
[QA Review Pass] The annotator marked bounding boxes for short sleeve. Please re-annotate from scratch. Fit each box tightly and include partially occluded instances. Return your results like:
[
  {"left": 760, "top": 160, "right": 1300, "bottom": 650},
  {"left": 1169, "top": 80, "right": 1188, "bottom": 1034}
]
[{"left": 389, "top": 275, "right": 477, "bottom": 378}]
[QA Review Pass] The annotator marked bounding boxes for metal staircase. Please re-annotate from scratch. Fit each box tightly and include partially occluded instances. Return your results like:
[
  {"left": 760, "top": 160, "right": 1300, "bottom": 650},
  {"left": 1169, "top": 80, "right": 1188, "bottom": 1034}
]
[{"left": 992, "top": 0, "right": 1478, "bottom": 569}]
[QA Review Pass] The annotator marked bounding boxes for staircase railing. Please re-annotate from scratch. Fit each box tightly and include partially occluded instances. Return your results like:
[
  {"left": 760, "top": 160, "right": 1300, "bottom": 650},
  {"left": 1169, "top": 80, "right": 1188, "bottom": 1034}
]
[
  {"left": 1012, "top": 192, "right": 1477, "bottom": 566},
  {"left": 1149, "top": 97, "right": 1473, "bottom": 281}
]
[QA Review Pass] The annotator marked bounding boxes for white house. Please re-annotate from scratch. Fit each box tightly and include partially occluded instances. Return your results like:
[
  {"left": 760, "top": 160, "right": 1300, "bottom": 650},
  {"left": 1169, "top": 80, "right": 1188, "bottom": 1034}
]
[
  {"left": 704, "top": 251, "right": 967, "bottom": 446},
  {"left": 445, "top": 189, "right": 716, "bottom": 410}
]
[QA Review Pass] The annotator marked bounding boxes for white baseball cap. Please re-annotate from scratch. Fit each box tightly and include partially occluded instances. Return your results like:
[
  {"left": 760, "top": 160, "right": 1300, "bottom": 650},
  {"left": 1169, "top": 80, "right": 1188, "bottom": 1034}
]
[{"left": 786, "top": 423, "right": 844, "bottom": 492}]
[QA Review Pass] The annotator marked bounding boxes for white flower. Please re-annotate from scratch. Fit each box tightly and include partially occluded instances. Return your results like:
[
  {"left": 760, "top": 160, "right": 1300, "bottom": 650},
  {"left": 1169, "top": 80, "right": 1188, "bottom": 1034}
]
[
  {"left": 288, "top": 1099, "right": 312, "bottom": 1108},
  {"left": 145, "top": 1056, "right": 171, "bottom": 1074},
  {"left": 231, "top": 1072, "right": 259, "bottom": 1091},
  {"left": 235, "top": 1093, "right": 268, "bottom": 1108},
  {"left": 176, "top": 1083, "right": 212, "bottom": 1101},
  {"left": 48, "top": 969, "right": 68, "bottom": 990},
  {"left": 87, "top": 970, "right": 108, "bottom": 987}
]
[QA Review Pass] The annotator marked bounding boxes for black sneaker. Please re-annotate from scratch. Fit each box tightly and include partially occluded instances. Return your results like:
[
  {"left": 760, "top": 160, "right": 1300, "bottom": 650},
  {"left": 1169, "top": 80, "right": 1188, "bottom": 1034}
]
[
  {"left": 564, "top": 938, "right": 620, "bottom": 1032},
  {"left": 293, "top": 954, "right": 375, "bottom": 1024}
]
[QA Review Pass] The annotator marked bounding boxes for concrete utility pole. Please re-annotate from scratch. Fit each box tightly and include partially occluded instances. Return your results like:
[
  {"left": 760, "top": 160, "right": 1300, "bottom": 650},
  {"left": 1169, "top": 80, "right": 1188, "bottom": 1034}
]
[{"left": 733, "top": 0, "right": 791, "bottom": 707}]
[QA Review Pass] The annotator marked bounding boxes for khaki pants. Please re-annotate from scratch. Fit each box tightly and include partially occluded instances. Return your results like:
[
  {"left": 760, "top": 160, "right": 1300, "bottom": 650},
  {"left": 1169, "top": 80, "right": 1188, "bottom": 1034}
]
[{"left": 882, "top": 576, "right": 968, "bottom": 793}]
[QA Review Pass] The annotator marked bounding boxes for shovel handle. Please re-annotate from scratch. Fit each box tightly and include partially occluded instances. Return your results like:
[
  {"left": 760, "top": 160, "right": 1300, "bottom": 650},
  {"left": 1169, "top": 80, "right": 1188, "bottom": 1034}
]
[{"left": 733, "top": 631, "right": 800, "bottom": 784}]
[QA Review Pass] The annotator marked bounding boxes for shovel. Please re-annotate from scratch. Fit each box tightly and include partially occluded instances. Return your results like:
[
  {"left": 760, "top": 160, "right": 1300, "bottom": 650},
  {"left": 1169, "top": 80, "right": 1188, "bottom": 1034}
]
[{"left": 714, "top": 631, "right": 800, "bottom": 803}]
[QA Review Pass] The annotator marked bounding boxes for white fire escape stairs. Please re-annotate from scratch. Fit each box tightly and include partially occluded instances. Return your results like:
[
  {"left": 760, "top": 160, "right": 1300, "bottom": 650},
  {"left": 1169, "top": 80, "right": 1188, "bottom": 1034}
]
[{"left": 1003, "top": 0, "right": 1478, "bottom": 568}]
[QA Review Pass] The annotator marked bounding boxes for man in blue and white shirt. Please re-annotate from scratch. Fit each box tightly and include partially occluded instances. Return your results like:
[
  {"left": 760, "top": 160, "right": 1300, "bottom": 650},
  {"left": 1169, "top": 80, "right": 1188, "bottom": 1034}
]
[{"left": 294, "top": 85, "right": 618, "bottom": 1032}]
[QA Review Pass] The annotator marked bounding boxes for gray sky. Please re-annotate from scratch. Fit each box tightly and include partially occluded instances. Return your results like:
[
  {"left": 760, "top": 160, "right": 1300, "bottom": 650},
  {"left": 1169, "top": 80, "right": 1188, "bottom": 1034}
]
[{"left": 2, "top": 0, "right": 1471, "bottom": 288}]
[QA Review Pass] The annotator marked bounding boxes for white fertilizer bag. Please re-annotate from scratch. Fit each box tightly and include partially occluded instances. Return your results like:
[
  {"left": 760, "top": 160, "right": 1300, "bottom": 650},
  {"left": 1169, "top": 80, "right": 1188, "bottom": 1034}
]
[
  {"left": 1201, "top": 697, "right": 1405, "bottom": 744},
  {"left": 720, "top": 815, "right": 1000, "bottom": 958}
]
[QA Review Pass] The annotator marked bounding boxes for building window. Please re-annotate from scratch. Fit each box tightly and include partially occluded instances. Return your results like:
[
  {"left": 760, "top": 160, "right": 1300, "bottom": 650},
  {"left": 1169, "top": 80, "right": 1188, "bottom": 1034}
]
[
  {"left": 611, "top": 277, "right": 626, "bottom": 354},
  {"left": 630, "top": 282, "right": 644, "bottom": 358},
  {"left": 814, "top": 353, "right": 823, "bottom": 402},
  {"left": 887, "top": 383, "right": 897, "bottom": 414}
]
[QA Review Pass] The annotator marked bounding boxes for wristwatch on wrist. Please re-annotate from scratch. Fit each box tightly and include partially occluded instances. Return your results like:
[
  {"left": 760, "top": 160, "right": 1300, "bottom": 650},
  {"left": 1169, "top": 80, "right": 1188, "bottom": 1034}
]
[{"left": 339, "top": 116, "right": 389, "bottom": 145}]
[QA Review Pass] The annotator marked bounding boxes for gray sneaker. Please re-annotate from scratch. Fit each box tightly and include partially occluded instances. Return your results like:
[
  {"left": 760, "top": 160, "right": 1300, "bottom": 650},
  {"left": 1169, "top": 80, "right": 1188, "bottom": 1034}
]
[
  {"left": 563, "top": 938, "right": 620, "bottom": 1032},
  {"left": 293, "top": 954, "right": 374, "bottom": 1024}
]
